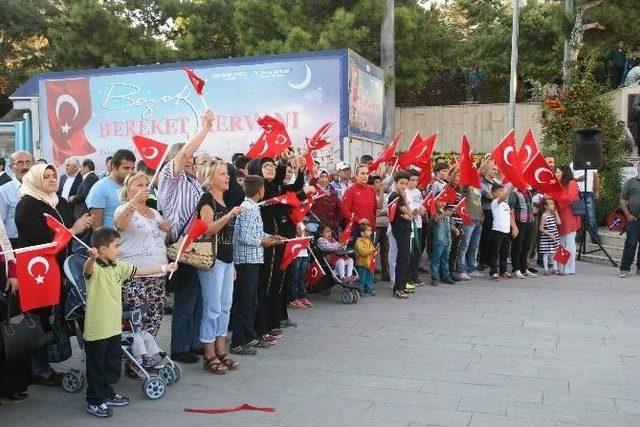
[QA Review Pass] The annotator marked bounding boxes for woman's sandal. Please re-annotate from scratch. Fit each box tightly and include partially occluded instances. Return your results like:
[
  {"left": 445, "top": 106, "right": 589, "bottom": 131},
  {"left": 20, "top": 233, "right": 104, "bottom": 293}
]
[
  {"left": 216, "top": 353, "right": 239, "bottom": 371},
  {"left": 393, "top": 289, "right": 408, "bottom": 299},
  {"left": 203, "top": 356, "right": 228, "bottom": 375}
]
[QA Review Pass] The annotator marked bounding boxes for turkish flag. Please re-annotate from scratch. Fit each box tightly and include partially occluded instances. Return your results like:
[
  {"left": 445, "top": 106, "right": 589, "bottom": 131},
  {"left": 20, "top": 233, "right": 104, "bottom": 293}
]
[
  {"left": 45, "top": 78, "right": 96, "bottom": 166},
  {"left": 369, "top": 244, "right": 379, "bottom": 273},
  {"left": 454, "top": 199, "right": 473, "bottom": 226},
  {"left": 422, "top": 192, "right": 436, "bottom": 215},
  {"left": 518, "top": 129, "right": 539, "bottom": 168},
  {"left": 183, "top": 218, "right": 208, "bottom": 250},
  {"left": 459, "top": 135, "right": 481, "bottom": 189},
  {"left": 490, "top": 130, "right": 528, "bottom": 192},
  {"left": 303, "top": 150, "right": 314, "bottom": 175},
  {"left": 183, "top": 67, "right": 205, "bottom": 95},
  {"left": 43, "top": 213, "right": 73, "bottom": 252},
  {"left": 522, "top": 153, "right": 564, "bottom": 195},
  {"left": 397, "top": 133, "right": 437, "bottom": 169},
  {"left": 246, "top": 115, "right": 292, "bottom": 159},
  {"left": 339, "top": 214, "right": 355, "bottom": 245},
  {"left": 132, "top": 136, "right": 169, "bottom": 170},
  {"left": 306, "top": 121, "right": 332, "bottom": 151},
  {"left": 306, "top": 258, "right": 326, "bottom": 287},
  {"left": 16, "top": 247, "right": 61, "bottom": 312},
  {"left": 288, "top": 201, "right": 311, "bottom": 224},
  {"left": 264, "top": 191, "right": 301, "bottom": 208},
  {"left": 553, "top": 244, "right": 571, "bottom": 265},
  {"left": 368, "top": 132, "right": 403, "bottom": 172},
  {"left": 435, "top": 186, "right": 457, "bottom": 204},
  {"left": 417, "top": 164, "right": 432, "bottom": 189},
  {"left": 279, "top": 237, "right": 312, "bottom": 270},
  {"left": 388, "top": 197, "right": 400, "bottom": 222}
]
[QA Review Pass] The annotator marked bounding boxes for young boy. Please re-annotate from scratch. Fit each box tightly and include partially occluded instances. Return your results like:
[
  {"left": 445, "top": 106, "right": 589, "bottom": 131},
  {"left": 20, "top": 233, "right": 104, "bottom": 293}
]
[
  {"left": 355, "top": 223, "right": 376, "bottom": 295},
  {"left": 389, "top": 171, "right": 414, "bottom": 299},
  {"left": 83, "top": 227, "right": 176, "bottom": 418},
  {"left": 231, "top": 175, "right": 284, "bottom": 355},
  {"left": 489, "top": 183, "right": 514, "bottom": 280},
  {"left": 430, "top": 198, "right": 457, "bottom": 286},
  {"left": 406, "top": 169, "right": 426, "bottom": 286}
]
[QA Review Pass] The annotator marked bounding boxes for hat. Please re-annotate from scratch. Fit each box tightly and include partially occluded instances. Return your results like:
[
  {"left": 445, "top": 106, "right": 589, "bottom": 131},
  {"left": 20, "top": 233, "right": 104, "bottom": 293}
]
[
  {"left": 336, "top": 161, "right": 350, "bottom": 172},
  {"left": 434, "top": 162, "right": 449, "bottom": 173},
  {"left": 491, "top": 183, "right": 504, "bottom": 192},
  {"left": 319, "top": 168, "right": 330, "bottom": 175}
]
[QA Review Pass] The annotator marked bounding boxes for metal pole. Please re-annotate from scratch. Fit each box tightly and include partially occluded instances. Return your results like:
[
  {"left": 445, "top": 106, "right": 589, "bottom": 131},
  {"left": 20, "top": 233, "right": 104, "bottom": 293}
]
[
  {"left": 381, "top": 0, "right": 395, "bottom": 141},
  {"left": 563, "top": 0, "right": 575, "bottom": 83},
  {"left": 508, "top": 0, "right": 520, "bottom": 131}
]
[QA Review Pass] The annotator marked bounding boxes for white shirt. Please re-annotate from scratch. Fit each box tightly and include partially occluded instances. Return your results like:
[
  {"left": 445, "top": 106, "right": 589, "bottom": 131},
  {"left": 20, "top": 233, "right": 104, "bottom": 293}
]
[
  {"left": 491, "top": 199, "right": 511, "bottom": 233},
  {"left": 570, "top": 163, "right": 596, "bottom": 193},
  {"left": 61, "top": 173, "right": 78, "bottom": 200},
  {"left": 0, "top": 178, "right": 20, "bottom": 239},
  {"left": 406, "top": 188, "right": 424, "bottom": 228}
]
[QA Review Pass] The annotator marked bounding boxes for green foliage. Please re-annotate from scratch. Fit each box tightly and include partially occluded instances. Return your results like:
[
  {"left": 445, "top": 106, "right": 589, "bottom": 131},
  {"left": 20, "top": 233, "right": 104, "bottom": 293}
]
[{"left": 541, "top": 56, "right": 624, "bottom": 222}]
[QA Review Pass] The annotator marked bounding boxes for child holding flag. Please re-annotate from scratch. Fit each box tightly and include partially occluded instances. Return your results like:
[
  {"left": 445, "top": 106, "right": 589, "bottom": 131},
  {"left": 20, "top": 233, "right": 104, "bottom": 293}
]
[
  {"left": 429, "top": 198, "right": 457, "bottom": 286},
  {"left": 317, "top": 223, "right": 355, "bottom": 281},
  {"left": 355, "top": 223, "right": 376, "bottom": 296}
]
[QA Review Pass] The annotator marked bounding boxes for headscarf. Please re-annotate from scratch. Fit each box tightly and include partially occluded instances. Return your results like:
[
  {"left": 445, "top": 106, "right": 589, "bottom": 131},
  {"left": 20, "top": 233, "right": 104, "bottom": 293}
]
[
  {"left": 223, "top": 163, "right": 245, "bottom": 208},
  {"left": 19, "top": 163, "right": 59, "bottom": 208}
]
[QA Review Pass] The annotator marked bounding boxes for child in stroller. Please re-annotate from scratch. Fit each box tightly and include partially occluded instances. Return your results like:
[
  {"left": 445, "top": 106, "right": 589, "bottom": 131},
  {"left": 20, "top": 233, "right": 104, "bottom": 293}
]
[{"left": 316, "top": 223, "right": 357, "bottom": 282}]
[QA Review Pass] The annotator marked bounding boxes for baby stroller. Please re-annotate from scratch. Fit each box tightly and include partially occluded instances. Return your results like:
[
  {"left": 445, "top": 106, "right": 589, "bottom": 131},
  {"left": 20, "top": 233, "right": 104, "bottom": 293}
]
[
  {"left": 61, "top": 252, "right": 181, "bottom": 400},
  {"left": 307, "top": 236, "right": 361, "bottom": 305}
]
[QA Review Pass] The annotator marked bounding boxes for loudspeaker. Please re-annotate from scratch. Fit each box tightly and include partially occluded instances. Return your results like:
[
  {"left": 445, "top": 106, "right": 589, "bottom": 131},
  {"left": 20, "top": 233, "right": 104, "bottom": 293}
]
[{"left": 573, "top": 128, "right": 602, "bottom": 170}]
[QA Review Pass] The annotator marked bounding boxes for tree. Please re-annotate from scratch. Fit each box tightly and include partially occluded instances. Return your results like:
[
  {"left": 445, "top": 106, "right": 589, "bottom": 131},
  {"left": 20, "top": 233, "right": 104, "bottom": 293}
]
[{"left": 563, "top": 0, "right": 606, "bottom": 86}]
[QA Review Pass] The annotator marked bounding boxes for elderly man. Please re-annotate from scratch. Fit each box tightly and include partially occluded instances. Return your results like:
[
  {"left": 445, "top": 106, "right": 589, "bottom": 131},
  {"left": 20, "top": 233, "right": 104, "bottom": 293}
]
[
  {"left": 58, "top": 157, "right": 82, "bottom": 202},
  {"left": 0, "top": 151, "right": 33, "bottom": 246},
  {"left": 330, "top": 161, "right": 351, "bottom": 198},
  {"left": 619, "top": 163, "right": 640, "bottom": 277}
]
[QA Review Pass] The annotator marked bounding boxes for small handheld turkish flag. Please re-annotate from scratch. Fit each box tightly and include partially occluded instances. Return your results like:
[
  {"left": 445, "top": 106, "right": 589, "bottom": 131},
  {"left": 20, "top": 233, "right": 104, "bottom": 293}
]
[
  {"left": 306, "top": 258, "right": 326, "bottom": 287},
  {"left": 518, "top": 129, "right": 539, "bottom": 168},
  {"left": 16, "top": 247, "right": 61, "bottom": 312},
  {"left": 523, "top": 152, "right": 564, "bottom": 195},
  {"left": 183, "top": 218, "right": 208, "bottom": 250},
  {"left": 553, "top": 244, "right": 571, "bottom": 265},
  {"left": 422, "top": 193, "right": 436, "bottom": 216},
  {"left": 454, "top": 199, "right": 473, "bottom": 226},
  {"left": 288, "top": 201, "right": 312, "bottom": 224},
  {"left": 369, "top": 244, "right": 379, "bottom": 273},
  {"left": 339, "top": 214, "right": 355, "bottom": 245},
  {"left": 435, "top": 186, "right": 457, "bottom": 204},
  {"left": 388, "top": 197, "right": 400, "bottom": 222},
  {"left": 368, "top": 132, "right": 403, "bottom": 172},
  {"left": 263, "top": 191, "right": 301, "bottom": 208},
  {"left": 306, "top": 122, "right": 333, "bottom": 151},
  {"left": 280, "top": 237, "right": 312, "bottom": 270},
  {"left": 246, "top": 115, "right": 292, "bottom": 159},
  {"left": 43, "top": 214, "right": 73, "bottom": 252},
  {"left": 132, "top": 136, "right": 169, "bottom": 170},
  {"left": 397, "top": 133, "right": 437, "bottom": 169},
  {"left": 491, "top": 130, "right": 528, "bottom": 192},
  {"left": 459, "top": 135, "right": 481, "bottom": 189},
  {"left": 183, "top": 67, "right": 205, "bottom": 95}
]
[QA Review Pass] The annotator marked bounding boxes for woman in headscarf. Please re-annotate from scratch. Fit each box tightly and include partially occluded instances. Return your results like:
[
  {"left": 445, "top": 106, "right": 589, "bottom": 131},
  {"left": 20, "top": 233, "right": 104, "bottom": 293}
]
[{"left": 15, "top": 163, "right": 93, "bottom": 386}]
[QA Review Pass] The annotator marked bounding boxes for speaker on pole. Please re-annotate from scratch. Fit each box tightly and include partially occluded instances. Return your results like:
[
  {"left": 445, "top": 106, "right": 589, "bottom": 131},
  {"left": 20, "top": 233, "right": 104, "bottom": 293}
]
[{"left": 573, "top": 128, "right": 602, "bottom": 170}]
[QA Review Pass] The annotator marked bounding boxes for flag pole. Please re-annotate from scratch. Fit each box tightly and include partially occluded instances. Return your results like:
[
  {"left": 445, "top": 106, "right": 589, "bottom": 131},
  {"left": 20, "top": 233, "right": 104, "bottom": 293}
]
[
  {"left": 43, "top": 214, "right": 91, "bottom": 250},
  {"left": 199, "top": 95, "right": 210, "bottom": 111},
  {"left": 168, "top": 237, "right": 188, "bottom": 280},
  {"left": 147, "top": 144, "right": 172, "bottom": 191},
  {"left": 0, "top": 242, "right": 58, "bottom": 257},
  {"left": 308, "top": 248, "right": 326, "bottom": 275}
]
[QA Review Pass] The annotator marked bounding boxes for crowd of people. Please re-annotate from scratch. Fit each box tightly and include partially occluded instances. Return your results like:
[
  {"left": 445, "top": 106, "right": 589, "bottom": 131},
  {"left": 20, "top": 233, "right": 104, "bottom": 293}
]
[{"left": 1, "top": 110, "right": 639, "bottom": 418}]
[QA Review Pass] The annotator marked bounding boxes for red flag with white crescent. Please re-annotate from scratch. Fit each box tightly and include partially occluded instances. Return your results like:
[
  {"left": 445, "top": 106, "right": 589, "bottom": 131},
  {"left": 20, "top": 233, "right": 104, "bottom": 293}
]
[
  {"left": 280, "top": 237, "right": 312, "bottom": 270},
  {"left": 459, "top": 135, "right": 481, "bottom": 189},
  {"left": 339, "top": 214, "right": 355, "bottom": 245},
  {"left": 43, "top": 214, "right": 73, "bottom": 253},
  {"left": 518, "top": 128, "right": 539, "bottom": 168},
  {"left": 306, "top": 258, "right": 326, "bottom": 287},
  {"left": 183, "top": 218, "right": 208, "bottom": 250},
  {"left": 388, "top": 197, "right": 400, "bottom": 222},
  {"left": 522, "top": 152, "right": 564, "bottom": 195},
  {"left": 368, "top": 132, "right": 403, "bottom": 172},
  {"left": 454, "top": 199, "right": 473, "bottom": 225},
  {"left": 306, "top": 122, "right": 333, "bottom": 151},
  {"left": 132, "top": 136, "right": 169, "bottom": 170},
  {"left": 45, "top": 78, "right": 96, "bottom": 166},
  {"left": 368, "top": 244, "right": 379, "bottom": 273},
  {"left": 16, "top": 247, "right": 61, "bottom": 311},
  {"left": 422, "top": 192, "right": 436, "bottom": 216},
  {"left": 490, "top": 130, "right": 528, "bottom": 192},
  {"left": 263, "top": 191, "right": 301, "bottom": 208},
  {"left": 553, "top": 244, "right": 571, "bottom": 265},
  {"left": 435, "top": 186, "right": 457, "bottom": 204},
  {"left": 246, "top": 115, "right": 292, "bottom": 159},
  {"left": 397, "top": 133, "right": 437, "bottom": 169},
  {"left": 183, "top": 67, "right": 205, "bottom": 95}
]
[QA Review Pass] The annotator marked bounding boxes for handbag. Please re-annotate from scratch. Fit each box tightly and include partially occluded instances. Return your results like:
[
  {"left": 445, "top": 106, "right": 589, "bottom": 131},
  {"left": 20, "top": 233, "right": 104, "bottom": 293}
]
[
  {"left": 45, "top": 310, "right": 72, "bottom": 363},
  {"left": 0, "top": 292, "right": 47, "bottom": 365},
  {"left": 571, "top": 199, "right": 586, "bottom": 216}
]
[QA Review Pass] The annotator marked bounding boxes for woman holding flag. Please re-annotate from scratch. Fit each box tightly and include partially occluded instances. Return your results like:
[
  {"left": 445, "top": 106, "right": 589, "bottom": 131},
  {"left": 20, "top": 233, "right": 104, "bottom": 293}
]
[{"left": 15, "top": 163, "right": 93, "bottom": 386}]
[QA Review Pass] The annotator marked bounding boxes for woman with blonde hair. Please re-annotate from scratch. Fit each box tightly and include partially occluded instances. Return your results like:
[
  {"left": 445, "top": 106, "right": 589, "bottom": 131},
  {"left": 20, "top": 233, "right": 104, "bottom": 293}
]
[
  {"left": 196, "top": 160, "right": 242, "bottom": 374},
  {"left": 114, "top": 173, "right": 172, "bottom": 344}
]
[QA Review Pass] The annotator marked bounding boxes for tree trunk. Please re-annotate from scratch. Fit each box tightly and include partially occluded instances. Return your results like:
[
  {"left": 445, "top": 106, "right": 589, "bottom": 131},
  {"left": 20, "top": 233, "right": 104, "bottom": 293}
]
[{"left": 563, "top": 0, "right": 605, "bottom": 88}]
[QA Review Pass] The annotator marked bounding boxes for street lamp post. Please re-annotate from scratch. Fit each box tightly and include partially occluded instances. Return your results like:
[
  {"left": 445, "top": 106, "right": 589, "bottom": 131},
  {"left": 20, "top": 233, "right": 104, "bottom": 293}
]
[{"left": 508, "top": 0, "right": 520, "bottom": 131}]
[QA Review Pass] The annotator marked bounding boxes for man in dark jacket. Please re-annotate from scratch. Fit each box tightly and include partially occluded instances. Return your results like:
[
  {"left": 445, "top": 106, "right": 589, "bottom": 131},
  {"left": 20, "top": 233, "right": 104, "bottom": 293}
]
[{"left": 71, "top": 159, "right": 99, "bottom": 219}]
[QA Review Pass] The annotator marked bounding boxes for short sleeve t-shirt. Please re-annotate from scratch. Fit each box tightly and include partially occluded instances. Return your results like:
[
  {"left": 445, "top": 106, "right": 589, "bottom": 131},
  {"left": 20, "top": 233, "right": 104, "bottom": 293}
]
[
  {"left": 621, "top": 177, "right": 640, "bottom": 217},
  {"left": 388, "top": 191, "right": 412, "bottom": 233},
  {"left": 84, "top": 261, "right": 136, "bottom": 341},
  {"left": 491, "top": 199, "right": 511, "bottom": 233},
  {"left": 196, "top": 192, "right": 234, "bottom": 264},
  {"left": 86, "top": 176, "right": 124, "bottom": 228}
]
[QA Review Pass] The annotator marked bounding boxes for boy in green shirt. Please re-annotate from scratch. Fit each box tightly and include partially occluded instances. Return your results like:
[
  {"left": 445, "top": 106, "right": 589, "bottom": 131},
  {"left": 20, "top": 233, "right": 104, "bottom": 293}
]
[{"left": 83, "top": 227, "right": 176, "bottom": 418}]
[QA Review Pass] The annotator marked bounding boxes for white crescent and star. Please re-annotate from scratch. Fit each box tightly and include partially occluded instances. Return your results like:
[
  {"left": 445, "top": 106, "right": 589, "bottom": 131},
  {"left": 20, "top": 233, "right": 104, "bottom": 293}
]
[
  {"left": 534, "top": 167, "right": 555, "bottom": 184},
  {"left": 503, "top": 146, "right": 515, "bottom": 166},
  {"left": 522, "top": 146, "right": 532, "bottom": 164},
  {"left": 55, "top": 94, "right": 80, "bottom": 134},
  {"left": 27, "top": 256, "right": 50, "bottom": 285},
  {"left": 142, "top": 147, "right": 159, "bottom": 160},
  {"left": 288, "top": 65, "right": 312, "bottom": 90}
]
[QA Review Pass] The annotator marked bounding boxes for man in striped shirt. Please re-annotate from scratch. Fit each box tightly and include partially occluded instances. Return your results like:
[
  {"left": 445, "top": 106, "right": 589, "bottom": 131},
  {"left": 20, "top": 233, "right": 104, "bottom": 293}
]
[{"left": 158, "top": 110, "right": 213, "bottom": 364}]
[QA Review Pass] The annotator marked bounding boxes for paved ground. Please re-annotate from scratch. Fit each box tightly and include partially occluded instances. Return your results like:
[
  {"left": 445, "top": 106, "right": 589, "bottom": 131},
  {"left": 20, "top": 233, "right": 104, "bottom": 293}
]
[{"left": 3, "top": 261, "right": 640, "bottom": 426}]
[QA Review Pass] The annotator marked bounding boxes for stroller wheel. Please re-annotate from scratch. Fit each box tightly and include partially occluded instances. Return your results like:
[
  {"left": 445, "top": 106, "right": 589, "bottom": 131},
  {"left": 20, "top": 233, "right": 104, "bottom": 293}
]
[
  {"left": 171, "top": 363, "right": 182, "bottom": 384},
  {"left": 320, "top": 287, "right": 331, "bottom": 296},
  {"left": 341, "top": 289, "right": 353, "bottom": 305},
  {"left": 142, "top": 375, "right": 166, "bottom": 400},
  {"left": 351, "top": 289, "right": 360, "bottom": 304},
  {"left": 159, "top": 365, "right": 176, "bottom": 385},
  {"left": 62, "top": 369, "right": 85, "bottom": 393}
]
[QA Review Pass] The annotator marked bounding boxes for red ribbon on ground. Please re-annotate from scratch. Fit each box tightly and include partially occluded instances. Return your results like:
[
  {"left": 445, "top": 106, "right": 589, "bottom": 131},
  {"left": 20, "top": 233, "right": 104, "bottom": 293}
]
[{"left": 184, "top": 403, "right": 276, "bottom": 414}]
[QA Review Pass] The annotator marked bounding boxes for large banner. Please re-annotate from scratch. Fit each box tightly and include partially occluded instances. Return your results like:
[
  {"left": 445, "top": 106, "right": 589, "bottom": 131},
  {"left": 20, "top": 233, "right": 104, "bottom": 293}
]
[
  {"left": 39, "top": 52, "right": 347, "bottom": 168},
  {"left": 348, "top": 51, "right": 384, "bottom": 142}
]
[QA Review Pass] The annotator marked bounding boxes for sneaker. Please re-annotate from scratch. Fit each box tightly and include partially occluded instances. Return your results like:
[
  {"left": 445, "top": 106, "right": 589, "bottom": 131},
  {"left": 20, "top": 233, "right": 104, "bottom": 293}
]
[
  {"left": 301, "top": 298, "right": 313, "bottom": 307},
  {"left": 525, "top": 269, "right": 538, "bottom": 278},
  {"left": 442, "top": 278, "right": 456, "bottom": 285},
  {"left": 469, "top": 271, "right": 484, "bottom": 278},
  {"left": 366, "top": 290, "right": 376, "bottom": 296},
  {"left": 230, "top": 345, "right": 258, "bottom": 355},
  {"left": 253, "top": 339, "right": 273, "bottom": 348},
  {"left": 620, "top": 271, "right": 629, "bottom": 278},
  {"left": 405, "top": 283, "right": 416, "bottom": 291},
  {"left": 105, "top": 394, "right": 129, "bottom": 407},
  {"left": 142, "top": 355, "right": 164, "bottom": 369},
  {"left": 514, "top": 271, "right": 526, "bottom": 279},
  {"left": 261, "top": 334, "right": 279, "bottom": 343},
  {"left": 87, "top": 403, "right": 112, "bottom": 418},
  {"left": 429, "top": 278, "right": 439, "bottom": 287},
  {"left": 268, "top": 329, "right": 283, "bottom": 337},
  {"left": 455, "top": 273, "right": 472, "bottom": 281},
  {"left": 491, "top": 273, "right": 500, "bottom": 281},
  {"left": 501, "top": 272, "right": 514, "bottom": 279},
  {"left": 527, "top": 267, "right": 539, "bottom": 274}
]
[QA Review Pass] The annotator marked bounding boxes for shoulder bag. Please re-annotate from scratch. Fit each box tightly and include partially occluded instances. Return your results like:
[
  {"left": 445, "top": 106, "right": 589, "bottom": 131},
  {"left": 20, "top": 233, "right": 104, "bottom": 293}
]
[
  {"left": 1, "top": 292, "right": 47, "bottom": 365},
  {"left": 167, "top": 196, "right": 217, "bottom": 270},
  {"left": 571, "top": 199, "right": 586, "bottom": 216}
]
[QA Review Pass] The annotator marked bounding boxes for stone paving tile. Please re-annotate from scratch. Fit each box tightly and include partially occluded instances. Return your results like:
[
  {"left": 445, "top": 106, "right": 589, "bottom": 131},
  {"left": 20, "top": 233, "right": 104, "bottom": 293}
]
[{"left": 467, "top": 412, "right": 555, "bottom": 427}]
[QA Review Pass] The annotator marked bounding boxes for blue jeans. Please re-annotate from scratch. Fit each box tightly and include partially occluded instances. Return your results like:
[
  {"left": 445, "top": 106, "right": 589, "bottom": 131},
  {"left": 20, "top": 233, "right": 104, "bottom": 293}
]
[
  {"left": 356, "top": 266, "right": 374, "bottom": 293},
  {"left": 170, "top": 265, "right": 202, "bottom": 354},
  {"left": 457, "top": 220, "right": 482, "bottom": 274},
  {"left": 198, "top": 260, "right": 234, "bottom": 343},
  {"left": 580, "top": 192, "right": 599, "bottom": 242},
  {"left": 620, "top": 219, "right": 640, "bottom": 272},
  {"left": 431, "top": 241, "right": 451, "bottom": 281},
  {"left": 290, "top": 256, "right": 309, "bottom": 300}
]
